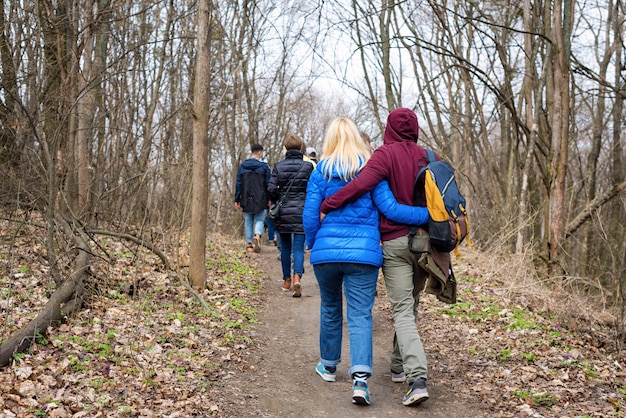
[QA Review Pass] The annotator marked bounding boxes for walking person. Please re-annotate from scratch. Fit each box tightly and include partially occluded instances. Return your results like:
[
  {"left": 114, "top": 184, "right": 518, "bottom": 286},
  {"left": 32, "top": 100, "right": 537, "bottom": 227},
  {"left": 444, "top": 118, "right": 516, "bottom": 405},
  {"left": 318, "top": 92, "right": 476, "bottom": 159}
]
[
  {"left": 320, "top": 108, "right": 439, "bottom": 406},
  {"left": 234, "top": 143, "right": 271, "bottom": 253},
  {"left": 304, "top": 117, "right": 428, "bottom": 406},
  {"left": 305, "top": 147, "right": 318, "bottom": 165},
  {"left": 267, "top": 134, "right": 314, "bottom": 297}
]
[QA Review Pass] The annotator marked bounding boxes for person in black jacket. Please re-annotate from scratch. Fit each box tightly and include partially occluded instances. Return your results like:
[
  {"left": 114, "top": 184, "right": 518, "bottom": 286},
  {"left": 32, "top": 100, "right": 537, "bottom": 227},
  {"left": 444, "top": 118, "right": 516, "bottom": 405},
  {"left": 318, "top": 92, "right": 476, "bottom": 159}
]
[
  {"left": 267, "top": 134, "right": 314, "bottom": 297},
  {"left": 234, "top": 143, "right": 271, "bottom": 253}
]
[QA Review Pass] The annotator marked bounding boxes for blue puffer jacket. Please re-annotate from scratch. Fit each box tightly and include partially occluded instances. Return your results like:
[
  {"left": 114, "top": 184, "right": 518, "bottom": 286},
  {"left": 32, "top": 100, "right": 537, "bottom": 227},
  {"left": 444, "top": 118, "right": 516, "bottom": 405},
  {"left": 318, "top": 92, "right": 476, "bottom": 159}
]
[{"left": 303, "top": 161, "right": 428, "bottom": 267}]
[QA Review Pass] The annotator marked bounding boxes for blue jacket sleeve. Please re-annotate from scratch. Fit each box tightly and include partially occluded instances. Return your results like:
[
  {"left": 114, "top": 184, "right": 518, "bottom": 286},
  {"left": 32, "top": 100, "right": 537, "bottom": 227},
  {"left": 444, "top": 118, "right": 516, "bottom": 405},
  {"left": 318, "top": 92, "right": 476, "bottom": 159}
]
[
  {"left": 372, "top": 180, "right": 429, "bottom": 225},
  {"left": 303, "top": 169, "right": 324, "bottom": 249}
]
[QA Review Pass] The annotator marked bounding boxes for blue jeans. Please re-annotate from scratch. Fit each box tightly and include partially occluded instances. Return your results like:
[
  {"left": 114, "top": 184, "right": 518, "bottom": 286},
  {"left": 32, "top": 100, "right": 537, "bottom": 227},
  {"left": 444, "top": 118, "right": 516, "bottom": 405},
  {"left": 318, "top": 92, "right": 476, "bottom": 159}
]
[
  {"left": 313, "top": 262, "right": 379, "bottom": 377},
  {"left": 279, "top": 233, "right": 305, "bottom": 280},
  {"left": 265, "top": 209, "right": 275, "bottom": 241},
  {"left": 243, "top": 210, "right": 265, "bottom": 243}
]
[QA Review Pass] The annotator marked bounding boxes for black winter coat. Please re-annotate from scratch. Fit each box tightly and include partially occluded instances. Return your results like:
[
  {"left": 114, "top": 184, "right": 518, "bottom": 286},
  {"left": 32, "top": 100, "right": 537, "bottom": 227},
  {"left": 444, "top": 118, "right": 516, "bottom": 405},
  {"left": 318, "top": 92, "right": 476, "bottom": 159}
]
[
  {"left": 234, "top": 158, "right": 271, "bottom": 213},
  {"left": 267, "top": 150, "right": 314, "bottom": 234}
]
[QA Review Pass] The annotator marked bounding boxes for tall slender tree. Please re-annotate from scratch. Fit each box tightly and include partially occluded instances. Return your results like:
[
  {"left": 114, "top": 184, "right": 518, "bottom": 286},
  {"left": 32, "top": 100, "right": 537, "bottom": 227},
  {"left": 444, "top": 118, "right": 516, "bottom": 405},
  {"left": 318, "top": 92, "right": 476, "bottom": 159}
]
[
  {"left": 547, "top": 0, "right": 573, "bottom": 274},
  {"left": 189, "top": 0, "right": 212, "bottom": 289}
]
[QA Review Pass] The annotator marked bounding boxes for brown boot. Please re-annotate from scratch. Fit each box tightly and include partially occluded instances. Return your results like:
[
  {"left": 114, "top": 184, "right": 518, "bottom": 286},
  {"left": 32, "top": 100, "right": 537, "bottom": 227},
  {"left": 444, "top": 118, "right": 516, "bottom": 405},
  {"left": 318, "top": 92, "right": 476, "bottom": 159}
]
[
  {"left": 253, "top": 234, "right": 261, "bottom": 253},
  {"left": 282, "top": 278, "right": 292, "bottom": 292},
  {"left": 246, "top": 243, "right": 254, "bottom": 253},
  {"left": 292, "top": 274, "right": 301, "bottom": 298}
]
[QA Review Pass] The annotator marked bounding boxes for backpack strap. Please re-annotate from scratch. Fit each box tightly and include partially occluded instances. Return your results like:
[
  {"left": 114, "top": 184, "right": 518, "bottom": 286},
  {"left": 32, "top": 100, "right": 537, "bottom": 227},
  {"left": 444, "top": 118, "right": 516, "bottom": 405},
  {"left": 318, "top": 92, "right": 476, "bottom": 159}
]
[{"left": 416, "top": 149, "right": 436, "bottom": 181}]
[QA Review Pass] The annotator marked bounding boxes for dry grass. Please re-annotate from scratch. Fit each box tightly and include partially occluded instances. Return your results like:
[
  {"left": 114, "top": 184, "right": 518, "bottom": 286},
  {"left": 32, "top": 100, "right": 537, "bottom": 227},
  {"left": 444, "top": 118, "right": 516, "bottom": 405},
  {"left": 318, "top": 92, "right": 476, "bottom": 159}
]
[{"left": 467, "top": 244, "right": 623, "bottom": 349}]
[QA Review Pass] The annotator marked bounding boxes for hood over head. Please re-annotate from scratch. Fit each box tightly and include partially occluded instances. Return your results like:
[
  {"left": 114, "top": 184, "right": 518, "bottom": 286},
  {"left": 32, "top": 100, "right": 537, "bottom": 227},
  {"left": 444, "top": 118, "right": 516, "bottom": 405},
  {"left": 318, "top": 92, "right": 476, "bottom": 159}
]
[{"left": 383, "top": 108, "right": 419, "bottom": 145}]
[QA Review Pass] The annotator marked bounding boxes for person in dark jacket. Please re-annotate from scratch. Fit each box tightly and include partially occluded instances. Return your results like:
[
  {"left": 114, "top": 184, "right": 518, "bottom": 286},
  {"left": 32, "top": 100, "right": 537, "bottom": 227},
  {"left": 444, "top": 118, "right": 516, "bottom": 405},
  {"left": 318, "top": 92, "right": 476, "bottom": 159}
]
[
  {"left": 320, "top": 108, "right": 437, "bottom": 406},
  {"left": 234, "top": 143, "right": 271, "bottom": 253},
  {"left": 267, "top": 134, "right": 314, "bottom": 297},
  {"left": 303, "top": 117, "right": 428, "bottom": 406}
]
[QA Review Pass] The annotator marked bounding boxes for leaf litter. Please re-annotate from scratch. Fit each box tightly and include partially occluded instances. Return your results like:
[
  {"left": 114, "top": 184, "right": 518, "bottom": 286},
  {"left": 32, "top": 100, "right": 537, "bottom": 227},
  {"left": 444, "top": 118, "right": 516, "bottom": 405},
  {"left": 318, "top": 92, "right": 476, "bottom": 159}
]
[{"left": 0, "top": 216, "right": 625, "bottom": 417}]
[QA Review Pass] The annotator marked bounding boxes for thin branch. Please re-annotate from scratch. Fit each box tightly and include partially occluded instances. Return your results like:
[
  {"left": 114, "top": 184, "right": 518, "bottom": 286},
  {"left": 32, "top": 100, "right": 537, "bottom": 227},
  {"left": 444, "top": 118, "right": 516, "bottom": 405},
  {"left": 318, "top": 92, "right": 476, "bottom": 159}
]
[{"left": 86, "top": 229, "right": 172, "bottom": 270}]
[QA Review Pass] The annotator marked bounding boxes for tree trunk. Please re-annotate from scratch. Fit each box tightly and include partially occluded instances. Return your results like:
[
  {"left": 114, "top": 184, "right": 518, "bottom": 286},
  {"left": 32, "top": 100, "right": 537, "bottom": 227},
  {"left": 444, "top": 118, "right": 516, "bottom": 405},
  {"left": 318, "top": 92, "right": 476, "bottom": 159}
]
[
  {"left": 516, "top": 0, "right": 538, "bottom": 254},
  {"left": 189, "top": 0, "right": 212, "bottom": 289},
  {"left": 380, "top": 0, "right": 397, "bottom": 110},
  {"left": 0, "top": 1, "right": 19, "bottom": 165},
  {"left": 76, "top": 0, "right": 97, "bottom": 217},
  {"left": 610, "top": 0, "right": 625, "bottom": 301},
  {"left": 0, "top": 217, "right": 90, "bottom": 368},
  {"left": 547, "top": 0, "right": 572, "bottom": 275}
]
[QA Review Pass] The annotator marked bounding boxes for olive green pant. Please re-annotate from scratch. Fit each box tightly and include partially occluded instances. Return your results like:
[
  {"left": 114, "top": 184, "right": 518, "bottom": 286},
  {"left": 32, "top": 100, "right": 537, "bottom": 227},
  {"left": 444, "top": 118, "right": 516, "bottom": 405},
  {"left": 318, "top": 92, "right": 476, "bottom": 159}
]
[{"left": 382, "top": 235, "right": 428, "bottom": 384}]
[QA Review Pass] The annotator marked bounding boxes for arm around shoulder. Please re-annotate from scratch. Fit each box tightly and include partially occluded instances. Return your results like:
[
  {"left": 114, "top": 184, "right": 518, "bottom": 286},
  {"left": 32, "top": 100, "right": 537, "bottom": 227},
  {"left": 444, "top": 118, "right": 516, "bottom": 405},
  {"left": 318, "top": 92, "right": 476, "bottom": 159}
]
[
  {"left": 372, "top": 180, "right": 429, "bottom": 225},
  {"left": 320, "top": 163, "right": 384, "bottom": 213}
]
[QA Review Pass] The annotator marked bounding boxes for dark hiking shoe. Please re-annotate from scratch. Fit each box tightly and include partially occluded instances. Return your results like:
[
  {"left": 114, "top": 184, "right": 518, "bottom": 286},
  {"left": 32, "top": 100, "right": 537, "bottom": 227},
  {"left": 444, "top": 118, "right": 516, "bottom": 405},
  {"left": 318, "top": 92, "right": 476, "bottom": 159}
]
[
  {"left": 402, "top": 377, "right": 429, "bottom": 406},
  {"left": 391, "top": 369, "right": 406, "bottom": 383}
]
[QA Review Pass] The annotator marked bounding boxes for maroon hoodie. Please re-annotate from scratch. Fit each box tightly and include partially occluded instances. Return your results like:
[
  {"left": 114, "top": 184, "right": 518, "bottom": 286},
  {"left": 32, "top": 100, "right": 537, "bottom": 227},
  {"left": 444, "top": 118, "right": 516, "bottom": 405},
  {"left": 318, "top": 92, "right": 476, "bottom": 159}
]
[{"left": 320, "top": 108, "right": 433, "bottom": 241}]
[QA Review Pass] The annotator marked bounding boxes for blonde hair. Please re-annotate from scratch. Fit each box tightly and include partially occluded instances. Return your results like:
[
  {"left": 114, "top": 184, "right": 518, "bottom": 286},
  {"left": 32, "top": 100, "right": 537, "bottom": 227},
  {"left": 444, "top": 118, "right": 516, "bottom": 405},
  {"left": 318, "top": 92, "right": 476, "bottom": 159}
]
[
  {"left": 359, "top": 131, "right": 372, "bottom": 151},
  {"left": 321, "top": 118, "right": 371, "bottom": 181}
]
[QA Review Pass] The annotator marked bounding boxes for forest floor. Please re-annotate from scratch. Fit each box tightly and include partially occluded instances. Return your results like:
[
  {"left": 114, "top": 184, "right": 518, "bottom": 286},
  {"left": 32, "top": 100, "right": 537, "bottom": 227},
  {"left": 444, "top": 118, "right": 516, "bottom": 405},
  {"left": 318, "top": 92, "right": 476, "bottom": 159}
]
[
  {"left": 0, "top": 224, "right": 625, "bottom": 417},
  {"left": 215, "top": 242, "right": 625, "bottom": 418}
]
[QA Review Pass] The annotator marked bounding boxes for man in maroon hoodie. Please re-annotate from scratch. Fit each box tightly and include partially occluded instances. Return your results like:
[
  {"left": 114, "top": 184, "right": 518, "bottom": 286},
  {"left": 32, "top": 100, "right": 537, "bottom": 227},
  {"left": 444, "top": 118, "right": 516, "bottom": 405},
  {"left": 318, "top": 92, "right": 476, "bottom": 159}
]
[{"left": 320, "top": 108, "right": 434, "bottom": 406}]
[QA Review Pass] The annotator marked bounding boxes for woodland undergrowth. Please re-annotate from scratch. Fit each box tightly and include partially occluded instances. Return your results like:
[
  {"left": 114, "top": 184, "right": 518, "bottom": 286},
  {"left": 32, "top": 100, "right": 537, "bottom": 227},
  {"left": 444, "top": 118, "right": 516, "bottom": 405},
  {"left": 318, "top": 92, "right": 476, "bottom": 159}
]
[{"left": 0, "top": 213, "right": 625, "bottom": 417}]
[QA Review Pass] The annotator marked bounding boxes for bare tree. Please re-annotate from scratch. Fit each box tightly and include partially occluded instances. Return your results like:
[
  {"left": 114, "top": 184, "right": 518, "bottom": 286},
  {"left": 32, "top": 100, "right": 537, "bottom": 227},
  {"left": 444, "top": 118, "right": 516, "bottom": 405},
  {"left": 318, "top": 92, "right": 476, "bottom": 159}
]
[
  {"left": 546, "top": 0, "right": 573, "bottom": 275},
  {"left": 189, "top": 0, "right": 213, "bottom": 289},
  {"left": 3, "top": 0, "right": 626, "bottom": 365},
  {"left": 330, "top": 0, "right": 625, "bottom": 296},
  {"left": 0, "top": 0, "right": 19, "bottom": 167}
]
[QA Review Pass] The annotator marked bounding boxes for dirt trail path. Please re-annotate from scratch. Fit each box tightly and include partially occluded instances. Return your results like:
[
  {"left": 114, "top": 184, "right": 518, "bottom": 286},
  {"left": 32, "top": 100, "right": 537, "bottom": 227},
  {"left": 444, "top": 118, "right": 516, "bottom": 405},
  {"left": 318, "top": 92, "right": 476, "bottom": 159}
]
[{"left": 216, "top": 243, "right": 492, "bottom": 417}]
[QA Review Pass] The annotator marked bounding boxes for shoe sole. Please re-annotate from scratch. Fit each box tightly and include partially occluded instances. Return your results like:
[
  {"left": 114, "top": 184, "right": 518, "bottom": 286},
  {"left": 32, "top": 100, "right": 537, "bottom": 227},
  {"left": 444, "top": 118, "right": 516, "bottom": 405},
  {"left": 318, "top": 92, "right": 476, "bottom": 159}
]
[
  {"left": 402, "top": 392, "right": 429, "bottom": 406},
  {"left": 292, "top": 282, "right": 301, "bottom": 297},
  {"left": 391, "top": 376, "right": 406, "bottom": 383},
  {"left": 253, "top": 238, "right": 261, "bottom": 253},
  {"left": 352, "top": 393, "right": 370, "bottom": 406},
  {"left": 315, "top": 366, "right": 336, "bottom": 382}
]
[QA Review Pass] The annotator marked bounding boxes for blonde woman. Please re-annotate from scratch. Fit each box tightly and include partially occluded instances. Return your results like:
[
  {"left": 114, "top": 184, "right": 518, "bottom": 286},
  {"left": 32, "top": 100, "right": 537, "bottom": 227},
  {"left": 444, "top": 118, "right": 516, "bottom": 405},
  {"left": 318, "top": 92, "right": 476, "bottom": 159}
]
[
  {"left": 320, "top": 109, "right": 435, "bottom": 406},
  {"left": 303, "top": 118, "right": 427, "bottom": 406}
]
